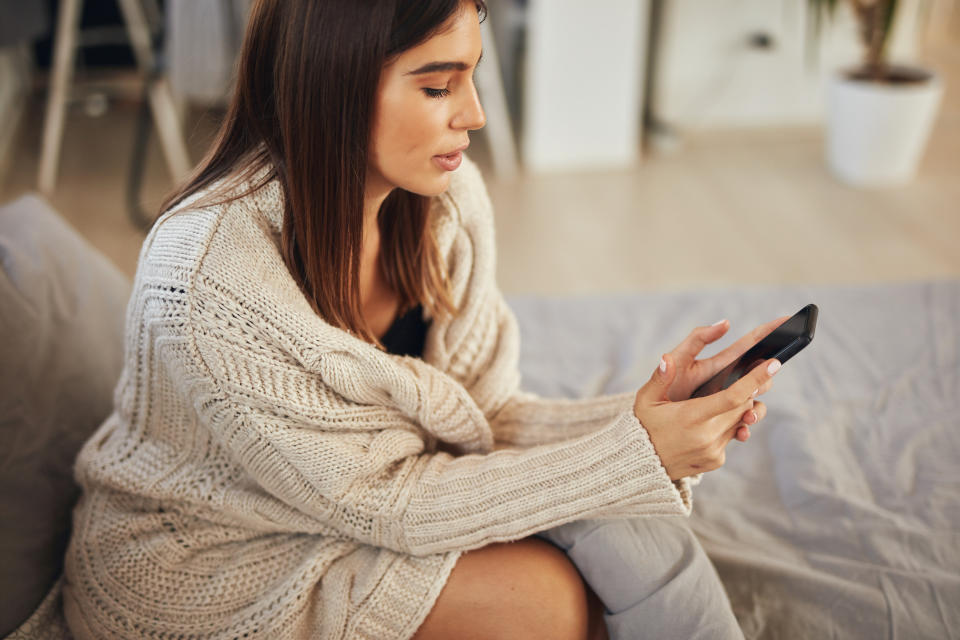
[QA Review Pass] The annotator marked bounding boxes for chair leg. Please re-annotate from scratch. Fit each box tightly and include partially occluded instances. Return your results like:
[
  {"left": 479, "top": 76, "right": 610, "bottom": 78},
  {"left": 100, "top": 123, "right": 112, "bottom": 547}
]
[
  {"left": 116, "top": 0, "right": 191, "bottom": 181},
  {"left": 146, "top": 76, "right": 191, "bottom": 181},
  {"left": 38, "top": 0, "right": 84, "bottom": 196}
]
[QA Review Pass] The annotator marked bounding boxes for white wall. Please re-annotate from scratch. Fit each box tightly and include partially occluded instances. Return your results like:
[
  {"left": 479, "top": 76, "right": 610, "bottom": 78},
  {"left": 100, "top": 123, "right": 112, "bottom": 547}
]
[
  {"left": 522, "top": 0, "right": 650, "bottom": 172},
  {"left": 651, "top": 0, "right": 924, "bottom": 130}
]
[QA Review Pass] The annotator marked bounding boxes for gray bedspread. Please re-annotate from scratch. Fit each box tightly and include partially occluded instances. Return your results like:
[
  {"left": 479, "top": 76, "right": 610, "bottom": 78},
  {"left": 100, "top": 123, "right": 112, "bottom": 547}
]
[{"left": 508, "top": 279, "right": 960, "bottom": 640}]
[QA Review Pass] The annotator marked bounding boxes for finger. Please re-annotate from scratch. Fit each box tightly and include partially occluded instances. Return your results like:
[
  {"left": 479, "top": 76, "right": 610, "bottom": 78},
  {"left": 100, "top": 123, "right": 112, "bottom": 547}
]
[
  {"left": 737, "top": 397, "right": 772, "bottom": 443},
  {"left": 720, "top": 419, "right": 746, "bottom": 448},
  {"left": 673, "top": 320, "right": 730, "bottom": 360},
  {"left": 736, "top": 400, "right": 767, "bottom": 442},
  {"left": 725, "top": 402, "right": 765, "bottom": 444},
  {"left": 743, "top": 398, "right": 767, "bottom": 419},
  {"left": 752, "top": 401, "right": 767, "bottom": 423},
  {"left": 710, "top": 395, "right": 755, "bottom": 439},
  {"left": 723, "top": 358, "right": 781, "bottom": 413},
  {"left": 637, "top": 353, "right": 677, "bottom": 404},
  {"left": 753, "top": 379, "right": 774, "bottom": 397},
  {"left": 699, "top": 315, "right": 790, "bottom": 379},
  {"left": 684, "top": 358, "right": 778, "bottom": 422}
]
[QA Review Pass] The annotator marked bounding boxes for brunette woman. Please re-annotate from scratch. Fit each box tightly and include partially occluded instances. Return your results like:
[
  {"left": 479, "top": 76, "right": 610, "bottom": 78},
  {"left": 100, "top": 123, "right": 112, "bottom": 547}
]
[{"left": 63, "top": 1, "right": 782, "bottom": 638}]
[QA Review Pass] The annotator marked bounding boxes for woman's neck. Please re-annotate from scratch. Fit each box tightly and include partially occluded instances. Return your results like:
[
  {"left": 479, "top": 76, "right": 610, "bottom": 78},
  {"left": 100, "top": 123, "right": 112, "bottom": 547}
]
[{"left": 359, "top": 183, "right": 400, "bottom": 336}]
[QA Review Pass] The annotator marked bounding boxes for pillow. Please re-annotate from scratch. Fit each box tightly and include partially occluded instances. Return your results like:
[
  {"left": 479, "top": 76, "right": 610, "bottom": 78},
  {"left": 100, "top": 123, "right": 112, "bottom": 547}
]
[{"left": 0, "top": 195, "right": 131, "bottom": 636}]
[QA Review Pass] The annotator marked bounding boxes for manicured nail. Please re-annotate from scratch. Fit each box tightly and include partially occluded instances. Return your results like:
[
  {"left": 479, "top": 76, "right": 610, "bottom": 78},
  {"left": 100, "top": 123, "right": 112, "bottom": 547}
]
[
  {"left": 767, "top": 360, "right": 782, "bottom": 375},
  {"left": 712, "top": 319, "right": 727, "bottom": 326},
  {"left": 659, "top": 358, "right": 667, "bottom": 373}
]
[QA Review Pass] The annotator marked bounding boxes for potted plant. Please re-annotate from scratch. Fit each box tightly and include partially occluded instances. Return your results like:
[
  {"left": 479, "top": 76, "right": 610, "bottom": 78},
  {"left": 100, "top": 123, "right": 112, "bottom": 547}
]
[{"left": 808, "top": 0, "right": 944, "bottom": 186}]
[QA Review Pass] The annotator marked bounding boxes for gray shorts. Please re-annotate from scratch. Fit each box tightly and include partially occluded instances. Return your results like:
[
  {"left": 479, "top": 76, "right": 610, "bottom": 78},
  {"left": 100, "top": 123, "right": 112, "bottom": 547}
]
[{"left": 534, "top": 516, "right": 744, "bottom": 640}]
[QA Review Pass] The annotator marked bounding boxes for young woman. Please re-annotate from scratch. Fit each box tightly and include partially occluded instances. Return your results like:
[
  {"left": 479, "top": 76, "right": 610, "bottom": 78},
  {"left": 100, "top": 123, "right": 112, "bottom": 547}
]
[{"left": 63, "top": 1, "right": 783, "bottom": 638}]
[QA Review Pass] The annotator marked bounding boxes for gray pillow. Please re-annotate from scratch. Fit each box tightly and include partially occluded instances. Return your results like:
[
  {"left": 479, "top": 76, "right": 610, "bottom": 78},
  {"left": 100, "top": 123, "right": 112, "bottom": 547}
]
[{"left": 0, "top": 195, "right": 131, "bottom": 636}]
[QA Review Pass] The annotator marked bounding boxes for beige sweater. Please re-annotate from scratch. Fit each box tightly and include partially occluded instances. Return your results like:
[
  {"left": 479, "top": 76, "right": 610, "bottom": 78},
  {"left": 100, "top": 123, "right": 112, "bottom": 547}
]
[{"left": 63, "top": 156, "right": 695, "bottom": 639}]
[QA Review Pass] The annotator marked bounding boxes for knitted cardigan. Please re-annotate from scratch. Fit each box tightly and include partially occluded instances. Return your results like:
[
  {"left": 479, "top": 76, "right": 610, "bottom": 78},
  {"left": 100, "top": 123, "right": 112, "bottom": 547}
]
[{"left": 63, "top": 156, "right": 696, "bottom": 640}]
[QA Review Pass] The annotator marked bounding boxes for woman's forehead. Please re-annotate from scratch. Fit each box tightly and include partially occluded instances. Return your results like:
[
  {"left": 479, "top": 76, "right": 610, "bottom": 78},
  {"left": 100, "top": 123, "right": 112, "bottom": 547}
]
[{"left": 393, "top": 8, "right": 482, "bottom": 73}]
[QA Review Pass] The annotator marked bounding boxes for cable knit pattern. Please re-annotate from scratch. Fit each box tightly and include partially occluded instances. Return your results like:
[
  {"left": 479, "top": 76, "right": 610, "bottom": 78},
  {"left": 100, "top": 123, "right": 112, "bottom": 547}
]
[{"left": 62, "top": 155, "right": 695, "bottom": 640}]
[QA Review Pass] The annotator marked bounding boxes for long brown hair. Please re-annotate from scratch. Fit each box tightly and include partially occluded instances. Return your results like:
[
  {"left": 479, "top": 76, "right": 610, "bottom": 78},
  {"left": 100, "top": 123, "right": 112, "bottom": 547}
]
[{"left": 160, "top": 0, "right": 487, "bottom": 347}]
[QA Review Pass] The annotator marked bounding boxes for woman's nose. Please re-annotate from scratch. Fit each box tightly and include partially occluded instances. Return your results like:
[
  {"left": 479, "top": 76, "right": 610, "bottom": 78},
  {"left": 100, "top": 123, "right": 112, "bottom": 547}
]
[{"left": 454, "top": 82, "right": 486, "bottom": 131}]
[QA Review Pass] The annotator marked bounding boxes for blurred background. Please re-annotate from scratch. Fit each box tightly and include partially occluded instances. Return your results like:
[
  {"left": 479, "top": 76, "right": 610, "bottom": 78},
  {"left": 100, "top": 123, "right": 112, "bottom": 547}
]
[{"left": 0, "top": 0, "right": 957, "bottom": 295}]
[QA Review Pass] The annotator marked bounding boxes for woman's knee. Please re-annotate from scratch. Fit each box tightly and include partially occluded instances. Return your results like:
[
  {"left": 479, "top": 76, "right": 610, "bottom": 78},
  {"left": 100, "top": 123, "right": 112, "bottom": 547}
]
[{"left": 411, "top": 537, "right": 591, "bottom": 640}]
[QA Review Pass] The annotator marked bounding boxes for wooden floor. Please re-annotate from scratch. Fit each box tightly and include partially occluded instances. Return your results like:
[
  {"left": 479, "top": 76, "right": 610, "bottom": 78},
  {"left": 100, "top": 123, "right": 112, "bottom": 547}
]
[
  {"left": 485, "top": 120, "right": 960, "bottom": 294},
  {"left": 2, "top": 33, "right": 957, "bottom": 296}
]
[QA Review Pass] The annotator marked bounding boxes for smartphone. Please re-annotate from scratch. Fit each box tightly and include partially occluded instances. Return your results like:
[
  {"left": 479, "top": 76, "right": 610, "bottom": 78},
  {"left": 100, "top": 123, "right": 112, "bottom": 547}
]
[{"left": 690, "top": 303, "right": 818, "bottom": 399}]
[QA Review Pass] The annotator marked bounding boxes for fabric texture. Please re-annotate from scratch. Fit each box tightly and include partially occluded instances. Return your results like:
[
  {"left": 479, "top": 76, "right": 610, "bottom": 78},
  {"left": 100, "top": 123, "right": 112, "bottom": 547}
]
[
  {"left": 0, "top": 195, "right": 130, "bottom": 637},
  {"left": 62, "top": 155, "right": 696, "bottom": 640},
  {"left": 508, "top": 281, "right": 960, "bottom": 640},
  {"left": 379, "top": 303, "right": 430, "bottom": 358},
  {"left": 535, "top": 517, "right": 743, "bottom": 640}
]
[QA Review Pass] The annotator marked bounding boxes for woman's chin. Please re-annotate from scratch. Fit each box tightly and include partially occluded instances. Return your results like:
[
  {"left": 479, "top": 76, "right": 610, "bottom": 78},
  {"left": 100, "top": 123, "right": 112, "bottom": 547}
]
[{"left": 404, "top": 173, "right": 452, "bottom": 198}]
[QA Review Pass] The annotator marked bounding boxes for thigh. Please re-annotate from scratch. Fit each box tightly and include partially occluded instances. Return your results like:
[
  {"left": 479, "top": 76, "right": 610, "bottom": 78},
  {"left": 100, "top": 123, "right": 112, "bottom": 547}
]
[{"left": 411, "top": 537, "right": 600, "bottom": 640}]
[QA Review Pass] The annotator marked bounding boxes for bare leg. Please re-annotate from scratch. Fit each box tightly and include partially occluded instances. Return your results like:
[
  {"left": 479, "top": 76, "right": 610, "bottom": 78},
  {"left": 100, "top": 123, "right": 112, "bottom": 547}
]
[
  {"left": 412, "top": 536, "right": 602, "bottom": 640},
  {"left": 585, "top": 580, "right": 610, "bottom": 640}
]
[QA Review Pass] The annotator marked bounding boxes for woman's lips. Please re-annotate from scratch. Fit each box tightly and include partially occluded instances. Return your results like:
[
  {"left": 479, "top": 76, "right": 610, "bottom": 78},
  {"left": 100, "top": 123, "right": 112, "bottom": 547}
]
[{"left": 432, "top": 150, "right": 463, "bottom": 172}]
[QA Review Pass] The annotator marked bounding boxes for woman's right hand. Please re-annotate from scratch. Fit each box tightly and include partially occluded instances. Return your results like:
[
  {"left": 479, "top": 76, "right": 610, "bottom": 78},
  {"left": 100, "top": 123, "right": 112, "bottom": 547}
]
[{"left": 633, "top": 353, "right": 781, "bottom": 481}]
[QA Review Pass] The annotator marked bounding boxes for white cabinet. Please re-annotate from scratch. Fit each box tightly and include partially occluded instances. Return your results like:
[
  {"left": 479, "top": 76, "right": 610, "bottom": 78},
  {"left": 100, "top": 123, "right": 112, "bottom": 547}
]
[{"left": 522, "top": 0, "right": 650, "bottom": 171}]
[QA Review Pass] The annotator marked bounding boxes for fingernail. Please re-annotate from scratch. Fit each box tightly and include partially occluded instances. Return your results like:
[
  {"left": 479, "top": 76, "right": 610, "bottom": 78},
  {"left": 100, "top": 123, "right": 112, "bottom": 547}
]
[
  {"left": 753, "top": 388, "right": 759, "bottom": 397},
  {"left": 712, "top": 319, "right": 727, "bottom": 326},
  {"left": 750, "top": 410, "right": 758, "bottom": 423},
  {"left": 659, "top": 358, "right": 667, "bottom": 373},
  {"left": 767, "top": 360, "right": 782, "bottom": 375}
]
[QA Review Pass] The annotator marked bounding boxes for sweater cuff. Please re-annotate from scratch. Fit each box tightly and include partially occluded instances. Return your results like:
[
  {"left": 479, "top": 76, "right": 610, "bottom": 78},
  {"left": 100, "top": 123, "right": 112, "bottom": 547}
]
[
  {"left": 536, "top": 407, "right": 693, "bottom": 518},
  {"left": 617, "top": 410, "right": 695, "bottom": 516},
  {"left": 399, "top": 408, "right": 694, "bottom": 555}
]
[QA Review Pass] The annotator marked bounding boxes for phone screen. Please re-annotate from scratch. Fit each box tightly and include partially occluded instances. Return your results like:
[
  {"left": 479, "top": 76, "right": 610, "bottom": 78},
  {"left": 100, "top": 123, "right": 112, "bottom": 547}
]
[{"left": 690, "top": 304, "right": 818, "bottom": 399}]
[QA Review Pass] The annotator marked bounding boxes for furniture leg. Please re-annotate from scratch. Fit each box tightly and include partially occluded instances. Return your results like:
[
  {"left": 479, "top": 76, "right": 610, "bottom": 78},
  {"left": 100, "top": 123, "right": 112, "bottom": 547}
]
[
  {"left": 116, "top": 0, "right": 191, "bottom": 181},
  {"left": 38, "top": 0, "right": 83, "bottom": 195}
]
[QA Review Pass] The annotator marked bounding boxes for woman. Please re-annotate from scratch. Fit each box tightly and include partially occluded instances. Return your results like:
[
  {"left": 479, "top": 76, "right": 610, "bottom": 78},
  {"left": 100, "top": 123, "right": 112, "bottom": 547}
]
[{"left": 63, "top": 1, "right": 783, "bottom": 638}]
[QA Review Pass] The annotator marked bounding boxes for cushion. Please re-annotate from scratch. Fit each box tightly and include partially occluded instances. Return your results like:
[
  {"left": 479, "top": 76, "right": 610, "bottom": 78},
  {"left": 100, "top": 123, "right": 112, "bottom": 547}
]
[{"left": 0, "top": 195, "right": 131, "bottom": 636}]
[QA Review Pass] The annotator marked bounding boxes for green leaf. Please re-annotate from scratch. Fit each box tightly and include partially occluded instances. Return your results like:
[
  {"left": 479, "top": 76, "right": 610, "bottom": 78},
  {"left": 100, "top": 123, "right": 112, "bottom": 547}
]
[{"left": 881, "top": 0, "right": 899, "bottom": 60}]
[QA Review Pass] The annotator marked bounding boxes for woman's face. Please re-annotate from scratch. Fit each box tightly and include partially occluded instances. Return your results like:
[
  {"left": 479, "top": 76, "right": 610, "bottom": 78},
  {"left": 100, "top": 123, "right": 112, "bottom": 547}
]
[{"left": 368, "top": 4, "right": 486, "bottom": 199}]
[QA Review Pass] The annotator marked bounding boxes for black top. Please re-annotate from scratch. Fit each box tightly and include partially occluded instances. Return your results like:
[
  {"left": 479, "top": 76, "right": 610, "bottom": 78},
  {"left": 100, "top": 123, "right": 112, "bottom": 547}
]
[{"left": 379, "top": 303, "right": 430, "bottom": 358}]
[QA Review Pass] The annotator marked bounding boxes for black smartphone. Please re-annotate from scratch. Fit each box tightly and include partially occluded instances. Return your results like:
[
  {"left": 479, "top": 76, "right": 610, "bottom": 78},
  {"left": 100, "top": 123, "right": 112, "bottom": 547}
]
[{"left": 690, "top": 304, "right": 818, "bottom": 399}]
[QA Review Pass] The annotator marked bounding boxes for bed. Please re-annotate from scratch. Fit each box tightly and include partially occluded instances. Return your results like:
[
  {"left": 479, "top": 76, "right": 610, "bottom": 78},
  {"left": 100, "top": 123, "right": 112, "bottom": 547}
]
[
  {"left": 508, "top": 280, "right": 960, "bottom": 640},
  {"left": 2, "top": 192, "right": 957, "bottom": 638}
]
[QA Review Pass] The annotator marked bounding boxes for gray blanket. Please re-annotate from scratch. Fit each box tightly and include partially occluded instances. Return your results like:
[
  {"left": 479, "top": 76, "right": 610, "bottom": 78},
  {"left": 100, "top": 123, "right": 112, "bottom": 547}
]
[{"left": 509, "top": 280, "right": 960, "bottom": 640}]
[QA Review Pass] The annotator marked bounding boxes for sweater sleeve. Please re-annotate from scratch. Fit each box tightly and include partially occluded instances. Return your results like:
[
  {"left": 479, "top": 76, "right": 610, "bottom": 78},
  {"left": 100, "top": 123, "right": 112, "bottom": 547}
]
[
  {"left": 488, "top": 389, "right": 702, "bottom": 493},
  {"left": 490, "top": 389, "right": 636, "bottom": 447},
  {"left": 479, "top": 292, "right": 703, "bottom": 488},
  {"left": 180, "top": 296, "right": 691, "bottom": 559}
]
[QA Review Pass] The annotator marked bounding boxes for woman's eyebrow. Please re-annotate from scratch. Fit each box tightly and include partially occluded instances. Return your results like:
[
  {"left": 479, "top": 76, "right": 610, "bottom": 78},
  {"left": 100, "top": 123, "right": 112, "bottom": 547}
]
[{"left": 405, "top": 51, "right": 483, "bottom": 76}]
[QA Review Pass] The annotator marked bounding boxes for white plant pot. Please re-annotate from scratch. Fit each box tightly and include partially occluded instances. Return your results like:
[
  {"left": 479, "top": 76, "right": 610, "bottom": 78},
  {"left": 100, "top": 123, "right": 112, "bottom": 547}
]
[{"left": 826, "top": 67, "right": 943, "bottom": 187}]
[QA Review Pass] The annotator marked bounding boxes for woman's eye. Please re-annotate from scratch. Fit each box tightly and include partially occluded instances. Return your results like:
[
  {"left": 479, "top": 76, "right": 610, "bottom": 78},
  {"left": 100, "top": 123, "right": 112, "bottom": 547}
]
[{"left": 423, "top": 87, "right": 451, "bottom": 99}]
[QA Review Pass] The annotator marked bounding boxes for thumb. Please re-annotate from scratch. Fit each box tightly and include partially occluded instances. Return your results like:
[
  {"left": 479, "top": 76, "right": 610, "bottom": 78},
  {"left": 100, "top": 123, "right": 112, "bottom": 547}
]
[{"left": 639, "top": 353, "right": 676, "bottom": 403}]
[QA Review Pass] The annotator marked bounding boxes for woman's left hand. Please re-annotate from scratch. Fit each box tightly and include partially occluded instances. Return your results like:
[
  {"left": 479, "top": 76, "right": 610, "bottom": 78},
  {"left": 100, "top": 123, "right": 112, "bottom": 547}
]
[
  {"left": 660, "top": 315, "right": 788, "bottom": 441},
  {"left": 661, "top": 315, "right": 790, "bottom": 404}
]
